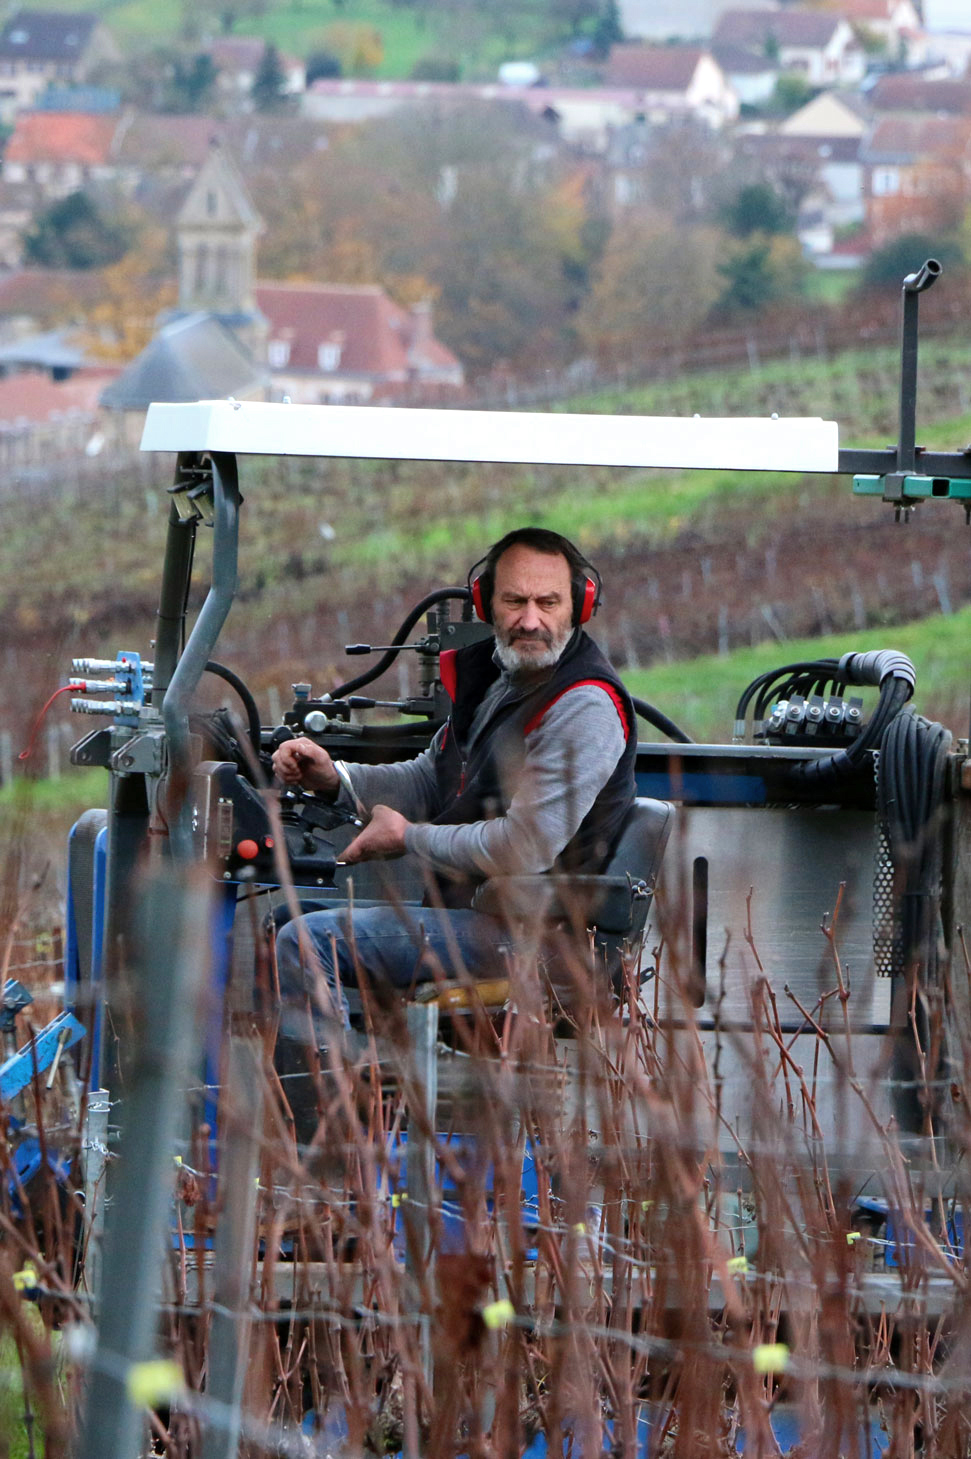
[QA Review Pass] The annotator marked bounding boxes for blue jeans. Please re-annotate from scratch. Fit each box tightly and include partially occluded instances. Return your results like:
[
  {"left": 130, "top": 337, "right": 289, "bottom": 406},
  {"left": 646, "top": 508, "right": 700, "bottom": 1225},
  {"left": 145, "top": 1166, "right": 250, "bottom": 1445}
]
[{"left": 275, "top": 902, "right": 511, "bottom": 1043}]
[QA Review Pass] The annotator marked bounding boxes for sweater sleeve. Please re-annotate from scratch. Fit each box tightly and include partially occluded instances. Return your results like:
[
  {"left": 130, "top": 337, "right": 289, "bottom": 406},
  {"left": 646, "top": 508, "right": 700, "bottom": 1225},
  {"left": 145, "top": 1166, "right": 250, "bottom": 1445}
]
[
  {"left": 402, "top": 684, "right": 627, "bottom": 878},
  {"left": 339, "top": 733, "right": 442, "bottom": 823}
]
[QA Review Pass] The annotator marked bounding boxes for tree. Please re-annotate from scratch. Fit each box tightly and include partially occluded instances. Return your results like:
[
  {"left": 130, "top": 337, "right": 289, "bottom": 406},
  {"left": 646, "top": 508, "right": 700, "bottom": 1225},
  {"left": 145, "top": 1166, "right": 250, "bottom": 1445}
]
[
  {"left": 252, "top": 42, "right": 287, "bottom": 111},
  {"left": 861, "top": 232, "right": 963, "bottom": 291},
  {"left": 77, "top": 230, "right": 176, "bottom": 361},
  {"left": 576, "top": 219, "right": 722, "bottom": 359},
  {"left": 768, "top": 73, "right": 814, "bottom": 116},
  {"left": 23, "top": 192, "right": 135, "bottom": 270},
  {"left": 166, "top": 51, "right": 218, "bottom": 112},
  {"left": 721, "top": 182, "right": 793, "bottom": 238},
  {"left": 305, "top": 49, "right": 342, "bottom": 82},
  {"left": 714, "top": 234, "right": 807, "bottom": 314}
]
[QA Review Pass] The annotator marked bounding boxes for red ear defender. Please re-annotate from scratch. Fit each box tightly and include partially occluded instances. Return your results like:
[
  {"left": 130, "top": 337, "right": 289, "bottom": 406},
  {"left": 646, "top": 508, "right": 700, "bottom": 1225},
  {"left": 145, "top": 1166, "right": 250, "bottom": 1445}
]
[
  {"left": 470, "top": 573, "right": 491, "bottom": 623},
  {"left": 577, "top": 574, "right": 598, "bottom": 624}
]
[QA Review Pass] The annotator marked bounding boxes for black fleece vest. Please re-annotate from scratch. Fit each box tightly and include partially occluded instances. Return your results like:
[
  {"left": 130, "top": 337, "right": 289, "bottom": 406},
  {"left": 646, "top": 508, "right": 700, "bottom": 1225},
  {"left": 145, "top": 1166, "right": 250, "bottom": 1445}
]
[{"left": 428, "top": 630, "right": 637, "bottom": 907}]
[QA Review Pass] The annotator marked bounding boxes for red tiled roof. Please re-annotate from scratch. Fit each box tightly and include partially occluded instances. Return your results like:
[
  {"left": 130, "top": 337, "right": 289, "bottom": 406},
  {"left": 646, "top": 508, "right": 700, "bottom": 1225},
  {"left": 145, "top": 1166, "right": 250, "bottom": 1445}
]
[
  {"left": 5, "top": 109, "right": 116, "bottom": 165},
  {"left": 255, "top": 282, "right": 459, "bottom": 376},
  {"left": 0, "top": 368, "right": 116, "bottom": 426},
  {"left": 605, "top": 44, "right": 706, "bottom": 90}
]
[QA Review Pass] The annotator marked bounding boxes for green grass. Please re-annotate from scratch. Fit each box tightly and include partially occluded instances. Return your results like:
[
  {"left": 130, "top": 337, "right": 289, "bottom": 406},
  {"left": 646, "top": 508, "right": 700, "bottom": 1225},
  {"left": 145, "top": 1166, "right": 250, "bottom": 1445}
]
[
  {"left": 0, "top": 768, "right": 108, "bottom": 815},
  {"left": 624, "top": 606, "right": 971, "bottom": 743},
  {"left": 57, "top": 0, "right": 559, "bottom": 74},
  {"left": 803, "top": 268, "right": 858, "bottom": 306}
]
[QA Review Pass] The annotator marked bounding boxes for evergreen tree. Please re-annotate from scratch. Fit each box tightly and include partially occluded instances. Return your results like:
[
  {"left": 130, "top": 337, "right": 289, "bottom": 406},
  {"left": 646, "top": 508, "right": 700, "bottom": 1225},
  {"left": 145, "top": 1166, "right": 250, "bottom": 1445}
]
[{"left": 252, "top": 42, "right": 287, "bottom": 110}]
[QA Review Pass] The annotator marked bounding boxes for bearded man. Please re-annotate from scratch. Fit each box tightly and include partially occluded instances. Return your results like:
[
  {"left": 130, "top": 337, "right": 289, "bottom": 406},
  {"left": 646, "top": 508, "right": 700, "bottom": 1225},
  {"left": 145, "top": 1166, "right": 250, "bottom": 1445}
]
[{"left": 272, "top": 527, "right": 636, "bottom": 1034}]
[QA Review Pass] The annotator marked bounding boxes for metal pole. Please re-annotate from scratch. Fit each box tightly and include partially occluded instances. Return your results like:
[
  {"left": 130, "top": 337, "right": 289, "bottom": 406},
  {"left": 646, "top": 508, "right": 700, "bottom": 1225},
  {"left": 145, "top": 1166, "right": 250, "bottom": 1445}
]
[
  {"left": 80, "top": 1088, "right": 110, "bottom": 1314},
  {"left": 163, "top": 453, "right": 241, "bottom": 860},
  {"left": 78, "top": 865, "right": 211, "bottom": 1459},
  {"left": 201, "top": 1036, "right": 264, "bottom": 1459},
  {"left": 404, "top": 1002, "right": 438, "bottom": 1385},
  {"left": 898, "top": 258, "right": 942, "bottom": 475}
]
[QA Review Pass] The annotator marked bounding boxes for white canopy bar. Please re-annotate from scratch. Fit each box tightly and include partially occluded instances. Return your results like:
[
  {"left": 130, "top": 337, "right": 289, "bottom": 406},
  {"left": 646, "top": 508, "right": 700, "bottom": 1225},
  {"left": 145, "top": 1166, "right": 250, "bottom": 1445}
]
[{"left": 140, "top": 399, "right": 840, "bottom": 473}]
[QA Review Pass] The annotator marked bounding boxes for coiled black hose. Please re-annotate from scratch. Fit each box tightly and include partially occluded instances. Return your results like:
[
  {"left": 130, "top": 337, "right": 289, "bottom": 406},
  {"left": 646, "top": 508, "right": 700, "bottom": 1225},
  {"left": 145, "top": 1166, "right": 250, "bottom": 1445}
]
[{"left": 329, "top": 587, "right": 472, "bottom": 698}]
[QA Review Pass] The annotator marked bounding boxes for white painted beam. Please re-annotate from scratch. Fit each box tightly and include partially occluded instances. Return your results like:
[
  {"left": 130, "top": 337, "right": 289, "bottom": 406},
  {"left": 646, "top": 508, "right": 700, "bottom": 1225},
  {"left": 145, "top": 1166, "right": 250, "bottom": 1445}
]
[{"left": 140, "top": 399, "right": 840, "bottom": 473}]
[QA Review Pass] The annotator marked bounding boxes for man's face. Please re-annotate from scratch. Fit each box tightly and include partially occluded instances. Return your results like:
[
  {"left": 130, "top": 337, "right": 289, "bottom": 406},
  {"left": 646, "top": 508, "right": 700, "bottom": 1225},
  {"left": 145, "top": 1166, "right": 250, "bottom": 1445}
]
[{"left": 491, "top": 543, "right": 575, "bottom": 672}]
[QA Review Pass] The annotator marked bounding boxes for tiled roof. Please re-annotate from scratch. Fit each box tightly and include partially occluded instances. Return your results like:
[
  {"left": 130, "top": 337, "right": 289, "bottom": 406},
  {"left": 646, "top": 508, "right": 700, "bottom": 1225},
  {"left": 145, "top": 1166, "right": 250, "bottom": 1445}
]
[
  {"left": 868, "top": 74, "right": 971, "bottom": 113},
  {"left": 108, "top": 112, "right": 222, "bottom": 170},
  {"left": 0, "top": 9, "right": 98, "bottom": 62},
  {"left": 714, "top": 8, "right": 843, "bottom": 47},
  {"left": 605, "top": 44, "right": 706, "bottom": 90},
  {"left": 863, "top": 113, "right": 971, "bottom": 160},
  {"left": 739, "top": 131, "right": 862, "bottom": 162},
  {"left": 712, "top": 41, "right": 778, "bottom": 74},
  {"left": 0, "top": 367, "right": 115, "bottom": 426},
  {"left": 255, "top": 282, "right": 459, "bottom": 376},
  {"left": 0, "top": 266, "right": 103, "bottom": 318},
  {"left": 5, "top": 109, "right": 117, "bottom": 165},
  {"left": 99, "top": 313, "right": 266, "bottom": 409}
]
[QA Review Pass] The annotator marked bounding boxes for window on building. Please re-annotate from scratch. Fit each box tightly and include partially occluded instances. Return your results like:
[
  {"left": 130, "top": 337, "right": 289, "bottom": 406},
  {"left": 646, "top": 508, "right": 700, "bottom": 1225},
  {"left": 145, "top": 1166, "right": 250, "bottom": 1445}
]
[
  {"left": 268, "top": 339, "right": 290, "bottom": 369},
  {"left": 872, "top": 166, "right": 900, "bottom": 196},
  {"left": 318, "top": 341, "right": 341, "bottom": 371}
]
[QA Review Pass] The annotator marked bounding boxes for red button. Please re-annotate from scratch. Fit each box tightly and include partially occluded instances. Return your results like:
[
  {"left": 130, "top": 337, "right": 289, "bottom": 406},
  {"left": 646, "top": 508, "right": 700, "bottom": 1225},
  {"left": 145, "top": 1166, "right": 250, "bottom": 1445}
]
[
  {"left": 237, "top": 839, "right": 259, "bottom": 860},
  {"left": 264, "top": 836, "right": 274, "bottom": 849}
]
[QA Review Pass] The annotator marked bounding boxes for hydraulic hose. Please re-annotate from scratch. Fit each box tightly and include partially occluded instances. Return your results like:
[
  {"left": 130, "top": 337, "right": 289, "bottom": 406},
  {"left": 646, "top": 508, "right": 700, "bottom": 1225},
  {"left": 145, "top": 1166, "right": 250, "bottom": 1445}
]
[
  {"left": 789, "top": 650, "right": 915, "bottom": 788},
  {"left": 630, "top": 696, "right": 693, "bottom": 744},
  {"left": 330, "top": 587, "right": 473, "bottom": 698},
  {"left": 203, "top": 659, "right": 262, "bottom": 758}
]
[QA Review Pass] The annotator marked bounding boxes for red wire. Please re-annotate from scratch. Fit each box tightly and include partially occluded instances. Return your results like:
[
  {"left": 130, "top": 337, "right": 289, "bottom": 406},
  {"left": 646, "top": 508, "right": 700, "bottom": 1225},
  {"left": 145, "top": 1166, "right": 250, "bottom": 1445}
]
[{"left": 18, "top": 683, "right": 82, "bottom": 762}]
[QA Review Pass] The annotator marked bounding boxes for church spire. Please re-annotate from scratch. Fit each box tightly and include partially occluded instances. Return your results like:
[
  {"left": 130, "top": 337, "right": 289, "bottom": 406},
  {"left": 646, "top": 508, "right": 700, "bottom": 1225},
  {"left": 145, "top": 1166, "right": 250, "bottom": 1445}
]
[{"left": 176, "top": 140, "right": 263, "bottom": 318}]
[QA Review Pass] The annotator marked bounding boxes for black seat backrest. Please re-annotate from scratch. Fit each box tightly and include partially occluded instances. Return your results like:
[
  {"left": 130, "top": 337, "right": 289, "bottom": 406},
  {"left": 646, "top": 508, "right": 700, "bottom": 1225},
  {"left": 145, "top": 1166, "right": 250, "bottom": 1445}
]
[{"left": 603, "top": 796, "right": 674, "bottom": 891}]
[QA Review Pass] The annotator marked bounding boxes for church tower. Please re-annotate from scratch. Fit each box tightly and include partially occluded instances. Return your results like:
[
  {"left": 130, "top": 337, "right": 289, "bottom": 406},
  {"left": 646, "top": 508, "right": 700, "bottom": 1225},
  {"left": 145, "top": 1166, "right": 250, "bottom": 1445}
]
[{"left": 175, "top": 141, "right": 267, "bottom": 356}]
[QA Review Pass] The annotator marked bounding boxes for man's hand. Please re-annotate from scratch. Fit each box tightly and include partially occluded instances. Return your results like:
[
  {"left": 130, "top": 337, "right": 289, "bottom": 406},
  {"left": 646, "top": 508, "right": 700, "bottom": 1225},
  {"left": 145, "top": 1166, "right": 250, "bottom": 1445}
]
[
  {"left": 271, "top": 736, "right": 340, "bottom": 796},
  {"left": 341, "top": 804, "right": 410, "bottom": 864}
]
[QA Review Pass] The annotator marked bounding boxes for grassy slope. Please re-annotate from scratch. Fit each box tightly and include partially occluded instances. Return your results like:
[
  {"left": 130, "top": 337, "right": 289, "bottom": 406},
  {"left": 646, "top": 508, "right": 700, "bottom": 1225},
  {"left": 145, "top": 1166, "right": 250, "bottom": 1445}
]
[{"left": 52, "top": 0, "right": 559, "bottom": 73}]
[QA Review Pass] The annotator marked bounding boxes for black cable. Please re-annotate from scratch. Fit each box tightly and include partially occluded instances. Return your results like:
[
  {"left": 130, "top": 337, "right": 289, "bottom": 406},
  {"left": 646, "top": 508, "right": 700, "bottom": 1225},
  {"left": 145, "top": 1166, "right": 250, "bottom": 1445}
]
[
  {"left": 330, "top": 588, "right": 472, "bottom": 698},
  {"left": 203, "top": 659, "right": 262, "bottom": 757},
  {"left": 630, "top": 696, "right": 693, "bottom": 744}
]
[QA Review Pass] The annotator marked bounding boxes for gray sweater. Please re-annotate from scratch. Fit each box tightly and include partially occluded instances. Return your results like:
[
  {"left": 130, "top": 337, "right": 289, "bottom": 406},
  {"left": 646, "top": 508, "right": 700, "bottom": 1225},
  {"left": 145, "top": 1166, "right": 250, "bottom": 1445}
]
[{"left": 340, "top": 673, "right": 627, "bottom": 880}]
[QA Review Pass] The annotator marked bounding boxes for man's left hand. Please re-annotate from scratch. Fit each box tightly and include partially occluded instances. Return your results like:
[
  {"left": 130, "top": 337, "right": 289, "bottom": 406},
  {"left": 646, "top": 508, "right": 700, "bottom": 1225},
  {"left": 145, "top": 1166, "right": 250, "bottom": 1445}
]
[{"left": 341, "top": 804, "right": 410, "bottom": 864}]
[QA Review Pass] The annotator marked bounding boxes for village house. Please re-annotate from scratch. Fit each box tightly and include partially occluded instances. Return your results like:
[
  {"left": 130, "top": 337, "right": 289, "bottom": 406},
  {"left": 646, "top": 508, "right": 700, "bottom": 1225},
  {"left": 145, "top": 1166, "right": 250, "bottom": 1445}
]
[
  {"left": 2, "top": 108, "right": 117, "bottom": 194},
  {"left": 860, "top": 112, "right": 971, "bottom": 243},
  {"left": 206, "top": 36, "right": 305, "bottom": 110},
  {"left": 603, "top": 44, "right": 739, "bottom": 128},
  {"left": 713, "top": 8, "right": 866, "bottom": 88},
  {"left": 819, "top": 0, "right": 924, "bottom": 60},
  {"left": 100, "top": 144, "right": 463, "bottom": 417},
  {"left": 0, "top": 10, "right": 119, "bottom": 124},
  {"left": 710, "top": 39, "right": 779, "bottom": 107}
]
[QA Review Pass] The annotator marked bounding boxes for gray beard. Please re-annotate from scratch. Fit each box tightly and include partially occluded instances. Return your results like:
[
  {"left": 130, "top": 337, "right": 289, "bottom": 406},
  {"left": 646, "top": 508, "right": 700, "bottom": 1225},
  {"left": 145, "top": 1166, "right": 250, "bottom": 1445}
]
[{"left": 494, "top": 625, "right": 572, "bottom": 674}]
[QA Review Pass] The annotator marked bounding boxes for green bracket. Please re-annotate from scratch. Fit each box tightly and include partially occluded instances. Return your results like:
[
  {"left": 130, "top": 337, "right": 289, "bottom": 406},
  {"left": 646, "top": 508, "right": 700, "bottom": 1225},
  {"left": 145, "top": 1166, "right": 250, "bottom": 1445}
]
[{"left": 854, "top": 473, "right": 971, "bottom": 502}]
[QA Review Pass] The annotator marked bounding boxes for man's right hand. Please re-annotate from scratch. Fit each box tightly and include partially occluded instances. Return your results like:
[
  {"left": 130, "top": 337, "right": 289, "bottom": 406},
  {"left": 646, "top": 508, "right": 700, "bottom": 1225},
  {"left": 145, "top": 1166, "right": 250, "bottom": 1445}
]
[{"left": 271, "top": 736, "right": 340, "bottom": 797}]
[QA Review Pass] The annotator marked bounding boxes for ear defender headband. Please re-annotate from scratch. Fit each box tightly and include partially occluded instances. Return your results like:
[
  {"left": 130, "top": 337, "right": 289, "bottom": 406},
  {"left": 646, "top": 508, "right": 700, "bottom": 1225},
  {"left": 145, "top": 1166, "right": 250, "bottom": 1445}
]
[{"left": 467, "top": 530, "right": 602, "bottom": 627}]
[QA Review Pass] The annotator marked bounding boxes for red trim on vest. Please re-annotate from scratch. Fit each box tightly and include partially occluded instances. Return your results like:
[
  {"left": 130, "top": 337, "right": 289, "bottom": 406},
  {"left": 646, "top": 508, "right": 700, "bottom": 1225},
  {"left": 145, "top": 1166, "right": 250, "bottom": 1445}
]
[
  {"left": 523, "top": 679, "right": 631, "bottom": 741},
  {"left": 439, "top": 649, "right": 458, "bottom": 702}
]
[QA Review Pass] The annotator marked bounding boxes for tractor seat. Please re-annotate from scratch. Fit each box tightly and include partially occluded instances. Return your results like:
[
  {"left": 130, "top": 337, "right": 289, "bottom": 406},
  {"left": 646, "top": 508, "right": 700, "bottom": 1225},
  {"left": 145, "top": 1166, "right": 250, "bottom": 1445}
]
[{"left": 417, "top": 796, "right": 674, "bottom": 1013}]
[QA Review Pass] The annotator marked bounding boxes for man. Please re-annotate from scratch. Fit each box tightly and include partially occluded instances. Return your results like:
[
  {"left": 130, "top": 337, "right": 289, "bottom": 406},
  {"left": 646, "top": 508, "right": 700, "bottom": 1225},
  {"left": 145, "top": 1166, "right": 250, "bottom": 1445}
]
[{"left": 272, "top": 527, "right": 636, "bottom": 1035}]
